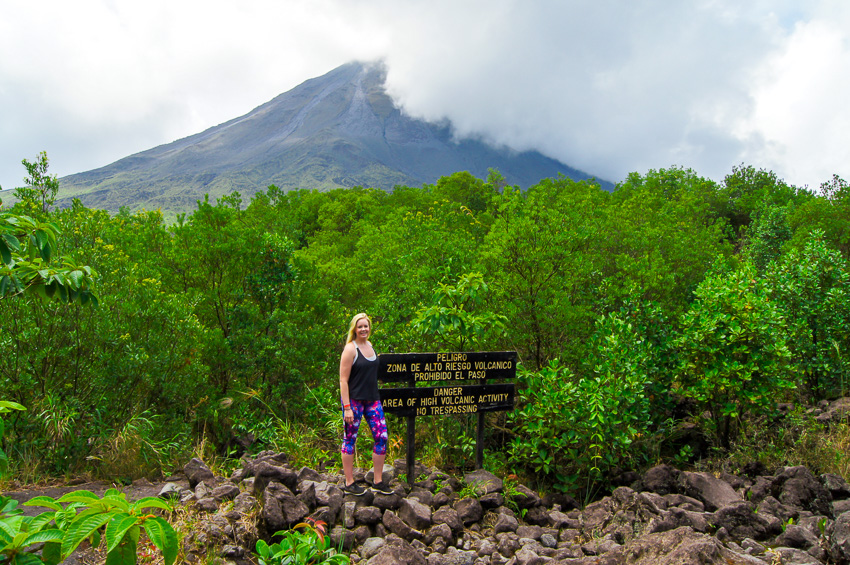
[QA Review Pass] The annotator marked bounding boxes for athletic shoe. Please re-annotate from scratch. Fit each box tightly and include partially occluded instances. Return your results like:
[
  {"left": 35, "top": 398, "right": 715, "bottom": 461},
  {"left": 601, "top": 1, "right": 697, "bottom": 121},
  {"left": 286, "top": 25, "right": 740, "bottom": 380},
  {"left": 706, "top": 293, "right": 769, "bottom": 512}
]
[
  {"left": 343, "top": 482, "right": 366, "bottom": 496},
  {"left": 371, "top": 481, "right": 393, "bottom": 495}
]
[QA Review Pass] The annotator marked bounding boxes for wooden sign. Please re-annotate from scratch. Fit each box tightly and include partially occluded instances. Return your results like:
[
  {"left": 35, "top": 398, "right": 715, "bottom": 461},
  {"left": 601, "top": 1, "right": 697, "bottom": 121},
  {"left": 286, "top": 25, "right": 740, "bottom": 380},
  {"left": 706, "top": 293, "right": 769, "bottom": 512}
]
[
  {"left": 380, "top": 383, "right": 515, "bottom": 417},
  {"left": 376, "top": 351, "right": 517, "bottom": 480},
  {"left": 379, "top": 351, "right": 517, "bottom": 383}
]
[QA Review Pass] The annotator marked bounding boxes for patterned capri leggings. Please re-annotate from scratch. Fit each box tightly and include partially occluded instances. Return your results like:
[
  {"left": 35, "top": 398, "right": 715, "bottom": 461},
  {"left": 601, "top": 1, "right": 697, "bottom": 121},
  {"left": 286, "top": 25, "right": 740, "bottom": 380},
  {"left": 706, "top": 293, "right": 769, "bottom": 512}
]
[{"left": 341, "top": 399, "right": 388, "bottom": 455}]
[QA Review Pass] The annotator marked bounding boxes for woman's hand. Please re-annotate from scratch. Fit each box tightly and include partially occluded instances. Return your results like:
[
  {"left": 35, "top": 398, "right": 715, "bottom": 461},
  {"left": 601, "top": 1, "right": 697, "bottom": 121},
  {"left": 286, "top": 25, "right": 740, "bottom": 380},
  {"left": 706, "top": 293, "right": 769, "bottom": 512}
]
[{"left": 344, "top": 407, "right": 353, "bottom": 424}]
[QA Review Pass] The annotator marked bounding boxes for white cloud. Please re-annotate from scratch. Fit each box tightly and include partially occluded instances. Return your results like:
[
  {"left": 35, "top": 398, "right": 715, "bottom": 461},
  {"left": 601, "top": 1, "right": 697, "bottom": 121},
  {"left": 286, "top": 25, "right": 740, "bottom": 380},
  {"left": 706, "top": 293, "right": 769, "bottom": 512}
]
[
  {"left": 740, "top": 5, "right": 850, "bottom": 189},
  {"left": 0, "top": 0, "right": 848, "bottom": 193}
]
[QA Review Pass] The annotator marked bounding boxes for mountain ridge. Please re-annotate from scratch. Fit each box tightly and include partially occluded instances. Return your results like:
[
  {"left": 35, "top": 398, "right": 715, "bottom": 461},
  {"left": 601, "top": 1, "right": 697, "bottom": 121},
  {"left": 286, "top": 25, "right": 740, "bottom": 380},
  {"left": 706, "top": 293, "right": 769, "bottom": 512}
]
[{"left": 56, "top": 61, "right": 609, "bottom": 215}]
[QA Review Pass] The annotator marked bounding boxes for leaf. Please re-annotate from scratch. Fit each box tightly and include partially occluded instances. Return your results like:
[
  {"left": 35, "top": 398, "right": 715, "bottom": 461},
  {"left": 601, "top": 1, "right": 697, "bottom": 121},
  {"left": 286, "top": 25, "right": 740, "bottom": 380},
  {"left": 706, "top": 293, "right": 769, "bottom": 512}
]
[
  {"left": 22, "top": 528, "right": 64, "bottom": 546},
  {"left": 42, "top": 540, "right": 62, "bottom": 565},
  {"left": 61, "top": 512, "right": 114, "bottom": 558},
  {"left": 256, "top": 539, "right": 270, "bottom": 558},
  {"left": 34, "top": 229, "right": 51, "bottom": 262},
  {"left": 8, "top": 553, "right": 44, "bottom": 565},
  {"left": 23, "top": 496, "right": 62, "bottom": 511},
  {"left": 1, "top": 233, "right": 21, "bottom": 252},
  {"left": 105, "top": 513, "right": 138, "bottom": 553},
  {"left": 0, "top": 239, "right": 10, "bottom": 266},
  {"left": 143, "top": 516, "right": 178, "bottom": 565},
  {"left": 0, "top": 400, "right": 26, "bottom": 412},
  {"left": 56, "top": 490, "right": 100, "bottom": 504},
  {"left": 104, "top": 536, "right": 137, "bottom": 565},
  {"left": 97, "top": 495, "right": 130, "bottom": 512},
  {"left": 43, "top": 281, "right": 57, "bottom": 299},
  {"left": 28, "top": 512, "right": 57, "bottom": 531},
  {"left": 67, "top": 270, "right": 84, "bottom": 290},
  {"left": 130, "top": 497, "right": 172, "bottom": 513}
]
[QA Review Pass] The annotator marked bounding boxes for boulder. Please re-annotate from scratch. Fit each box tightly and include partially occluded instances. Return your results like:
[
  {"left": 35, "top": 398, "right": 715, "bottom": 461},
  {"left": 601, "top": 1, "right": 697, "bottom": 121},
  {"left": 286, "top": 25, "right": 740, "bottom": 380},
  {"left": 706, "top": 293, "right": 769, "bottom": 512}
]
[
  {"left": 516, "top": 525, "right": 542, "bottom": 540},
  {"left": 512, "top": 484, "right": 542, "bottom": 509},
  {"left": 433, "top": 506, "right": 464, "bottom": 535},
  {"left": 479, "top": 492, "right": 505, "bottom": 509},
  {"left": 773, "top": 466, "right": 833, "bottom": 517},
  {"left": 360, "top": 537, "right": 386, "bottom": 559},
  {"left": 757, "top": 495, "right": 798, "bottom": 523},
  {"left": 677, "top": 471, "right": 741, "bottom": 511},
  {"left": 231, "top": 492, "right": 258, "bottom": 514},
  {"left": 253, "top": 461, "right": 298, "bottom": 494},
  {"left": 513, "top": 545, "right": 545, "bottom": 565},
  {"left": 642, "top": 464, "right": 681, "bottom": 495},
  {"left": 211, "top": 483, "right": 240, "bottom": 501},
  {"left": 494, "top": 512, "right": 519, "bottom": 534},
  {"left": 770, "top": 547, "right": 822, "bottom": 565},
  {"left": 463, "top": 469, "right": 503, "bottom": 495},
  {"left": 372, "top": 492, "right": 402, "bottom": 511},
  {"left": 194, "top": 497, "right": 218, "bottom": 513},
  {"left": 408, "top": 487, "right": 434, "bottom": 507},
  {"left": 814, "top": 397, "right": 850, "bottom": 424},
  {"left": 367, "top": 535, "right": 427, "bottom": 565},
  {"left": 602, "top": 526, "right": 766, "bottom": 565},
  {"left": 399, "top": 497, "right": 433, "bottom": 530},
  {"left": 262, "top": 497, "right": 286, "bottom": 532},
  {"left": 158, "top": 482, "right": 182, "bottom": 499},
  {"left": 827, "top": 511, "right": 850, "bottom": 565},
  {"left": 454, "top": 498, "right": 483, "bottom": 525},
  {"left": 524, "top": 505, "right": 551, "bottom": 526},
  {"left": 184, "top": 457, "right": 214, "bottom": 488},
  {"left": 354, "top": 505, "right": 383, "bottom": 525},
  {"left": 442, "top": 546, "right": 477, "bottom": 565},
  {"left": 279, "top": 494, "right": 309, "bottom": 526},
  {"left": 663, "top": 493, "right": 704, "bottom": 512},
  {"left": 312, "top": 481, "right": 345, "bottom": 517},
  {"left": 496, "top": 533, "right": 520, "bottom": 558},
  {"left": 709, "top": 501, "right": 779, "bottom": 541},
  {"left": 424, "top": 523, "right": 454, "bottom": 545},
  {"left": 382, "top": 509, "right": 422, "bottom": 541},
  {"left": 775, "top": 524, "right": 820, "bottom": 551},
  {"left": 822, "top": 473, "right": 850, "bottom": 499},
  {"left": 329, "top": 525, "right": 357, "bottom": 550}
]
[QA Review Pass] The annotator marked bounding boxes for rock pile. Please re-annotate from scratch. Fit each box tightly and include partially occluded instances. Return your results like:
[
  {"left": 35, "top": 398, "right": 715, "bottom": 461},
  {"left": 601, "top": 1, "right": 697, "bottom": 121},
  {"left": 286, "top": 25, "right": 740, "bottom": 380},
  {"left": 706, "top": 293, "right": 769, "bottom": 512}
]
[{"left": 166, "top": 452, "right": 850, "bottom": 565}]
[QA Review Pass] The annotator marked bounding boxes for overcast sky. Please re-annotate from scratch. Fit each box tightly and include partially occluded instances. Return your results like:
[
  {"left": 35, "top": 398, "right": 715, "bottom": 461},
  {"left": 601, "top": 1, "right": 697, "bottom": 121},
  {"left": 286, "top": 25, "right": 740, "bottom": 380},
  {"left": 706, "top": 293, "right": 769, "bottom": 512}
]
[{"left": 1, "top": 0, "right": 848, "bottom": 194}]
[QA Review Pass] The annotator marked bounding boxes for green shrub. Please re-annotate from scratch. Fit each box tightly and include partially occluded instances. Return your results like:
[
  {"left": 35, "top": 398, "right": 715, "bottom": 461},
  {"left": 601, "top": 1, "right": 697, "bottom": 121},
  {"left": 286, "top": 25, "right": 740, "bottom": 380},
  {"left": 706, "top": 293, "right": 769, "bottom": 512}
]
[
  {"left": 0, "top": 489, "right": 177, "bottom": 565},
  {"left": 676, "top": 262, "right": 795, "bottom": 448},
  {"left": 0, "top": 401, "right": 25, "bottom": 480},
  {"left": 256, "top": 518, "right": 349, "bottom": 565}
]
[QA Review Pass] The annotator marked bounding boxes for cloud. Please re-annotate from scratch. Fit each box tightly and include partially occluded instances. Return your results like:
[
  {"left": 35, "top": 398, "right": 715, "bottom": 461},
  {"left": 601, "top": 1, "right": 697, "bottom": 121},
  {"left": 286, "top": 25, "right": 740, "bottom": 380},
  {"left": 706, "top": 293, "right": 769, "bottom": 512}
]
[
  {"left": 0, "top": 0, "right": 388, "bottom": 190},
  {"left": 740, "top": 3, "right": 850, "bottom": 189},
  {"left": 379, "top": 1, "right": 785, "bottom": 183},
  {"left": 0, "top": 0, "right": 848, "bottom": 193}
]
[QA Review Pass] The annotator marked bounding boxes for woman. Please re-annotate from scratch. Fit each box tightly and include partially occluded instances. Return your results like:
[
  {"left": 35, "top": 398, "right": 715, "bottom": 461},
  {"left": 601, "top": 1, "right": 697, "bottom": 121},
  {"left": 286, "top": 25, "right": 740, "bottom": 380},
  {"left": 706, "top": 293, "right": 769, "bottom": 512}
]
[{"left": 339, "top": 313, "right": 392, "bottom": 495}]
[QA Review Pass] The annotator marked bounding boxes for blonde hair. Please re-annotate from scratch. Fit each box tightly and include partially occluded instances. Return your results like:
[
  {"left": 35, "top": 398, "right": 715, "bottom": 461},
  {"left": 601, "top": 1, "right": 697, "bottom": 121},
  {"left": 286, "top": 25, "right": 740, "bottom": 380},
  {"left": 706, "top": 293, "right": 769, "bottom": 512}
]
[{"left": 346, "top": 312, "right": 372, "bottom": 343}]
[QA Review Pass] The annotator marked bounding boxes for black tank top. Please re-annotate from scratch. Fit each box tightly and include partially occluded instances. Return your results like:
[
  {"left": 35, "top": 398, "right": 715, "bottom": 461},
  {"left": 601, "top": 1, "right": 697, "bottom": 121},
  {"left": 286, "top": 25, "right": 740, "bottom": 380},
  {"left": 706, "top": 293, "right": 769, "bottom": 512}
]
[{"left": 348, "top": 344, "right": 380, "bottom": 401}]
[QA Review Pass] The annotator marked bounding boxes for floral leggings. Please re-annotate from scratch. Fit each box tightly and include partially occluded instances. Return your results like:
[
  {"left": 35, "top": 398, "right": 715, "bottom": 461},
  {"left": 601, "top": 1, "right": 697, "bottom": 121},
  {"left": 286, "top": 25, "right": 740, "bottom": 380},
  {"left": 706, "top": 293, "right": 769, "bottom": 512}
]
[{"left": 341, "top": 399, "right": 388, "bottom": 455}]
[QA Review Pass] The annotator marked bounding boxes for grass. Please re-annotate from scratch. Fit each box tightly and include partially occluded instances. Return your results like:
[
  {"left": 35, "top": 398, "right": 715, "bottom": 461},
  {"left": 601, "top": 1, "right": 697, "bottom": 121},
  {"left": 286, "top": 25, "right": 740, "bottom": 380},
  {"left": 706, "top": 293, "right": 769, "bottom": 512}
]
[{"left": 696, "top": 409, "right": 850, "bottom": 478}]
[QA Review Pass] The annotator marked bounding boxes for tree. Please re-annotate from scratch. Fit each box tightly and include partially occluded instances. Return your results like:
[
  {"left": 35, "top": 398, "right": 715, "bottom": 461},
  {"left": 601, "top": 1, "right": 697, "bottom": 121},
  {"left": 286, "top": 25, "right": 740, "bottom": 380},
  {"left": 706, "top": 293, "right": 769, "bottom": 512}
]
[
  {"left": 789, "top": 175, "right": 850, "bottom": 258},
  {"left": 601, "top": 167, "right": 731, "bottom": 315},
  {"left": 676, "top": 263, "right": 795, "bottom": 448},
  {"left": 482, "top": 177, "right": 607, "bottom": 368},
  {"left": 412, "top": 272, "right": 506, "bottom": 351},
  {"left": 767, "top": 231, "right": 850, "bottom": 399},
  {"left": 744, "top": 204, "right": 792, "bottom": 271},
  {"left": 716, "top": 164, "right": 810, "bottom": 245},
  {"left": 13, "top": 151, "right": 60, "bottom": 216},
  {"left": 0, "top": 209, "right": 96, "bottom": 304}
]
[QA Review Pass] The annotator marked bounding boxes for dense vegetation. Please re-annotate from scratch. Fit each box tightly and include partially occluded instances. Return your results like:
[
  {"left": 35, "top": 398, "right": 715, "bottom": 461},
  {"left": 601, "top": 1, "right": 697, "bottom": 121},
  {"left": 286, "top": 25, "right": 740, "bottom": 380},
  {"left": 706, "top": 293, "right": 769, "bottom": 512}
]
[{"left": 1, "top": 159, "right": 849, "bottom": 500}]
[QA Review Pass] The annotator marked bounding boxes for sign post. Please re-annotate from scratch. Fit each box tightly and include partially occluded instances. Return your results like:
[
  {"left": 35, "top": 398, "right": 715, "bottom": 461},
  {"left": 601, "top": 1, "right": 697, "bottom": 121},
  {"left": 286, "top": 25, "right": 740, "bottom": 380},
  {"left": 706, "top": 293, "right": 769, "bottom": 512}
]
[{"left": 378, "top": 351, "right": 517, "bottom": 483}]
